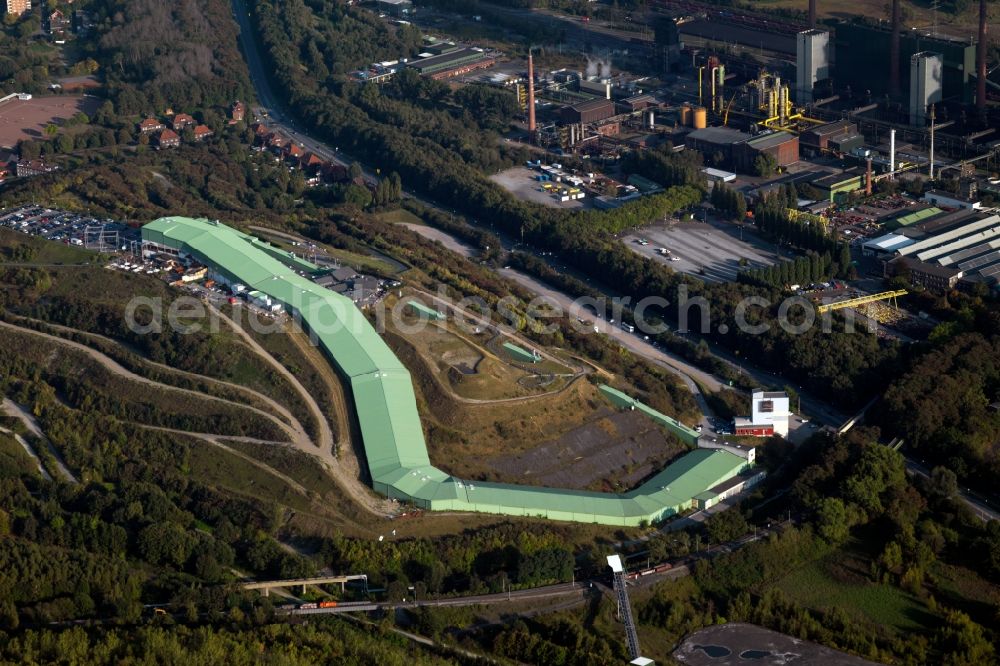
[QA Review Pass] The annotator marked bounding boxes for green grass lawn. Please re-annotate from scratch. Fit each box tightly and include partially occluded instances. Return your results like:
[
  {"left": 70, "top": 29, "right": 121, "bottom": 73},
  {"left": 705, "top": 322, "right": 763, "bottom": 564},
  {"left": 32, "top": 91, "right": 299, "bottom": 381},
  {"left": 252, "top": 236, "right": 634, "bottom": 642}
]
[
  {"left": 776, "top": 552, "right": 935, "bottom": 634},
  {"left": 0, "top": 228, "right": 97, "bottom": 265},
  {"left": 375, "top": 208, "right": 424, "bottom": 226},
  {"left": 185, "top": 440, "right": 313, "bottom": 513}
]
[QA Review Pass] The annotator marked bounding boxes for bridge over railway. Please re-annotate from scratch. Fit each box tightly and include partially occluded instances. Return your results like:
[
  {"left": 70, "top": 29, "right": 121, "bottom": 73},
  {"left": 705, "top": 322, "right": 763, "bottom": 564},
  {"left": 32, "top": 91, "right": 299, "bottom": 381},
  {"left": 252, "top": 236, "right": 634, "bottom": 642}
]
[{"left": 241, "top": 575, "right": 369, "bottom": 596}]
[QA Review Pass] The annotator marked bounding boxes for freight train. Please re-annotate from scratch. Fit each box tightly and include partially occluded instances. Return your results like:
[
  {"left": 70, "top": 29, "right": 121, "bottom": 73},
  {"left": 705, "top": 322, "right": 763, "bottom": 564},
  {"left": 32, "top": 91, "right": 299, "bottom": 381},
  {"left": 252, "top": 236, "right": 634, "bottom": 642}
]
[
  {"left": 625, "top": 562, "right": 673, "bottom": 580},
  {"left": 277, "top": 601, "right": 371, "bottom": 611}
]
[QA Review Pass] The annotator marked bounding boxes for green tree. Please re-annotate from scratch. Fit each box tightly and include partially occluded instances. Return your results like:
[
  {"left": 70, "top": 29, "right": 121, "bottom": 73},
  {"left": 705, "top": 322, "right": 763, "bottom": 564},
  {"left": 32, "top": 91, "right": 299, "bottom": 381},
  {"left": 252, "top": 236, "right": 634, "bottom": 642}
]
[
  {"left": 816, "top": 497, "right": 851, "bottom": 543},
  {"left": 754, "top": 153, "right": 778, "bottom": 177}
]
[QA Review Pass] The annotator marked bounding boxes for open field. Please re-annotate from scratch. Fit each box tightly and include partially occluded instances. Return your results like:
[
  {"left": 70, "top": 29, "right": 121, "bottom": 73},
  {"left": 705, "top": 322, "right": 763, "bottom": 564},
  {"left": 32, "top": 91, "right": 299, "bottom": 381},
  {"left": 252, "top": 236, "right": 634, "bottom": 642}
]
[
  {"left": 489, "top": 408, "right": 689, "bottom": 491},
  {"left": 376, "top": 208, "right": 424, "bottom": 226},
  {"left": 0, "top": 226, "right": 98, "bottom": 264},
  {"left": 490, "top": 167, "right": 591, "bottom": 210},
  {"left": 623, "top": 219, "right": 781, "bottom": 284},
  {"left": 388, "top": 305, "right": 576, "bottom": 402},
  {"left": 0, "top": 95, "right": 103, "bottom": 149},
  {"left": 388, "top": 325, "right": 692, "bottom": 490},
  {"left": 775, "top": 547, "right": 935, "bottom": 634}
]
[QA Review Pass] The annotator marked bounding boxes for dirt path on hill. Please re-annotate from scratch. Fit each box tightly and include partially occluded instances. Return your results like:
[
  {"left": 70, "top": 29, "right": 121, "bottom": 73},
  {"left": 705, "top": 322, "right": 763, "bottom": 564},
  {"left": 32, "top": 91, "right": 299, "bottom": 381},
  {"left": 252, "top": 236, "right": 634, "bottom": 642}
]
[
  {"left": 207, "top": 306, "right": 392, "bottom": 519},
  {"left": 209, "top": 305, "right": 334, "bottom": 452},
  {"left": 0, "top": 320, "right": 303, "bottom": 447},
  {"left": 6, "top": 314, "right": 306, "bottom": 436},
  {"left": 2, "top": 398, "right": 78, "bottom": 483}
]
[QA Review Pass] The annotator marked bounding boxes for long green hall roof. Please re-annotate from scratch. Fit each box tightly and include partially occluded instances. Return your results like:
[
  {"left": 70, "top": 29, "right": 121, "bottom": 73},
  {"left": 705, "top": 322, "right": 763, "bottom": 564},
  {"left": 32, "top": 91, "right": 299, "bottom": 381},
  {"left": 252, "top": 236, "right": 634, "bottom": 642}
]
[{"left": 141, "top": 217, "right": 752, "bottom": 526}]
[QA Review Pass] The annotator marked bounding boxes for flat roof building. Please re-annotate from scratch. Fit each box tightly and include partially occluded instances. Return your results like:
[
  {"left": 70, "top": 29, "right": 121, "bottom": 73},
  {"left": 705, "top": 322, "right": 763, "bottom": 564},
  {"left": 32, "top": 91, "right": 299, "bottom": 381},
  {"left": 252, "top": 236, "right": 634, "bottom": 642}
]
[
  {"left": 375, "top": 0, "right": 412, "bottom": 15},
  {"left": 733, "top": 131, "right": 799, "bottom": 173},
  {"left": 561, "top": 98, "right": 616, "bottom": 124},
  {"left": 800, "top": 120, "right": 858, "bottom": 154},
  {"left": 685, "top": 127, "right": 751, "bottom": 168},
  {"left": 407, "top": 48, "right": 489, "bottom": 77},
  {"left": 923, "top": 189, "right": 981, "bottom": 210}
]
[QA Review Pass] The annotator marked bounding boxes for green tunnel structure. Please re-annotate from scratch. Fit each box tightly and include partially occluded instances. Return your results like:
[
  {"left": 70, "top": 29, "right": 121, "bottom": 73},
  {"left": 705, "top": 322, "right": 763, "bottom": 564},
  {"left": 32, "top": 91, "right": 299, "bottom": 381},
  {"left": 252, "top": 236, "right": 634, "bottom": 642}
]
[{"left": 142, "top": 217, "right": 754, "bottom": 526}]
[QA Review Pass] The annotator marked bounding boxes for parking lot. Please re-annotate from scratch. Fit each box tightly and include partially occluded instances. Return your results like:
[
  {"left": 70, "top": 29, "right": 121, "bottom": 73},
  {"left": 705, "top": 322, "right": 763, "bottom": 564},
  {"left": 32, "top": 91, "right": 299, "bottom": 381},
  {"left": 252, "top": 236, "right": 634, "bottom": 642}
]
[
  {"left": 623, "top": 217, "right": 781, "bottom": 283},
  {"left": 0, "top": 204, "right": 138, "bottom": 251},
  {"left": 490, "top": 166, "right": 592, "bottom": 210}
]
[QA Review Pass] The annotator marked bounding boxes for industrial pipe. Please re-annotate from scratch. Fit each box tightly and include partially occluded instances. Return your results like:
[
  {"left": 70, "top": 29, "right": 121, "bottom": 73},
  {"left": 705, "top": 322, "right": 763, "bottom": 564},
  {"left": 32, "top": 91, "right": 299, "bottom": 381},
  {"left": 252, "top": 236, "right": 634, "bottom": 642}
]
[
  {"left": 890, "top": 0, "right": 901, "bottom": 98},
  {"left": 977, "top": 0, "right": 988, "bottom": 114}
]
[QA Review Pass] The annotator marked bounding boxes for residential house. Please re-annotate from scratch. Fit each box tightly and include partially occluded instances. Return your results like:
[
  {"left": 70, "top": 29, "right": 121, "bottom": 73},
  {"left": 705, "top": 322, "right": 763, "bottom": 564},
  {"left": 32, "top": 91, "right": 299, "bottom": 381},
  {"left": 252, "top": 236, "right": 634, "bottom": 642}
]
[
  {"left": 301, "top": 153, "right": 324, "bottom": 171},
  {"left": 192, "top": 125, "right": 213, "bottom": 141},
  {"left": 138, "top": 118, "right": 165, "bottom": 134},
  {"left": 49, "top": 9, "right": 70, "bottom": 35},
  {"left": 6, "top": 0, "right": 30, "bottom": 18},
  {"left": 284, "top": 143, "right": 305, "bottom": 165},
  {"left": 16, "top": 160, "right": 59, "bottom": 177},
  {"left": 322, "top": 163, "right": 349, "bottom": 182},
  {"left": 157, "top": 128, "right": 180, "bottom": 149},
  {"left": 171, "top": 113, "right": 195, "bottom": 131},
  {"left": 230, "top": 101, "right": 245, "bottom": 123}
]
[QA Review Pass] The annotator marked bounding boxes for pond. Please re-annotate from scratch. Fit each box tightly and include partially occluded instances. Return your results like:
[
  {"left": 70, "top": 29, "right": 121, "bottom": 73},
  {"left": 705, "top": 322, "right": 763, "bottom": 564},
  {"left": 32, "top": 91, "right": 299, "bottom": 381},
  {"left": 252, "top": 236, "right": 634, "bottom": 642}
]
[{"left": 693, "top": 644, "right": 732, "bottom": 658}]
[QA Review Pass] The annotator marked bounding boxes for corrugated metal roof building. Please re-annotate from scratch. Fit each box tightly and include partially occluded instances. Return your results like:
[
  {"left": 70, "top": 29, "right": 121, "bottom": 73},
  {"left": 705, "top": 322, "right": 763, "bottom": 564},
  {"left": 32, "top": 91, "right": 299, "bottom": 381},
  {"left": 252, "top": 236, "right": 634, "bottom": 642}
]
[{"left": 141, "top": 217, "right": 754, "bottom": 526}]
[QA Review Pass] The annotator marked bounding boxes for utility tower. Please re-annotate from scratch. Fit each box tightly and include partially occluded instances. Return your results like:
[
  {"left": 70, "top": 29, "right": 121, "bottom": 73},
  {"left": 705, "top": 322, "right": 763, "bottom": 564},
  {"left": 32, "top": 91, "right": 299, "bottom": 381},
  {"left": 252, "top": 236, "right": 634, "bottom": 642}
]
[{"left": 607, "top": 555, "right": 653, "bottom": 665}]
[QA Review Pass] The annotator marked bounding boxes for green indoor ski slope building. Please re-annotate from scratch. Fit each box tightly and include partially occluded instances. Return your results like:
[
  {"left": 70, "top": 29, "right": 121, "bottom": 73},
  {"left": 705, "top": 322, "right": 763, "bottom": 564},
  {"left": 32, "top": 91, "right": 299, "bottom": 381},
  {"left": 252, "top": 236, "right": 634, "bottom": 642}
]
[{"left": 142, "top": 217, "right": 755, "bottom": 526}]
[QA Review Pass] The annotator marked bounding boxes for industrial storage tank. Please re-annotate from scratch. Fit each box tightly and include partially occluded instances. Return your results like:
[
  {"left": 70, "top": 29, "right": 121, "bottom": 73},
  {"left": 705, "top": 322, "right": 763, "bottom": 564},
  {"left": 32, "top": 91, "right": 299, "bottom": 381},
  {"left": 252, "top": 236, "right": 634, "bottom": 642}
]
[
  {"left": 693, "top": 106, "right": 707, "bottom": 129},
  {"left": 680, "top": 104, "right": 691, "bottom": 126}
]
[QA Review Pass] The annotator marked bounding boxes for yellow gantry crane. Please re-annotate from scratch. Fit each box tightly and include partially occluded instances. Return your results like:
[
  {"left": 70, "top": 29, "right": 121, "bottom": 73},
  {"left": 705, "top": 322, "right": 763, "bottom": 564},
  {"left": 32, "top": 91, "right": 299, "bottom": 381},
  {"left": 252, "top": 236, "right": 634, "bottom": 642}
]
[{"left": 816, "top": 290, "right": 908, "bottom": 314}]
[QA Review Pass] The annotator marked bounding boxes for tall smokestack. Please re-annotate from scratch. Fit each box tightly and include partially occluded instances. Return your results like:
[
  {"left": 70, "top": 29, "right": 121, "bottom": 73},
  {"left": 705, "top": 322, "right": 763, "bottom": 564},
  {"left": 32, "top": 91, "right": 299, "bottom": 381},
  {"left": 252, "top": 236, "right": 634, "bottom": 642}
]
[
  {"left": 890, "top": 128, "right": 896, "bottom": 176},
  {"left": 527, "top": 51, "right": 536, "bottom": 137},
  {"left": 809, "top": 0, "right": 817, "bottom": 28},
  {"left": 866, "top": 158, "right": 873, "bottom": 195},
  {"left": 929, "top": 104, "right": 936, "bottom": 179},
  {"left": 890, "top": 0, "right": 901, "bottom": 98},
  {"left": 977, "top": 0, "right": 988, "bottom": 114}
]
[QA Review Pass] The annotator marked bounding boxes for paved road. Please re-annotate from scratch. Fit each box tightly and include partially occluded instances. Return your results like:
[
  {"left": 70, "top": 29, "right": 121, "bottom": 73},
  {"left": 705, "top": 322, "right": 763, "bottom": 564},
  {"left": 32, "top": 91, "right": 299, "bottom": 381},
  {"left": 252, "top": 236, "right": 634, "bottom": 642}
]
[
  {"left": 905, "top": 459, "right": 1000, "bottom": 523},
  {"left": 230, "top": 0, "right": 374, "bottom": 184}
]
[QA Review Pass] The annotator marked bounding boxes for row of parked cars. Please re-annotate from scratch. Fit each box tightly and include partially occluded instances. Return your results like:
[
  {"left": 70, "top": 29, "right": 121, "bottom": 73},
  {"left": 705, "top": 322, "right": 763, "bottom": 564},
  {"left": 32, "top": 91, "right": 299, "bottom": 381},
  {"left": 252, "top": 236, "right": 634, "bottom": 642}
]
[{"left": 0, "top": 204, "right": 138, "bottom": 249}]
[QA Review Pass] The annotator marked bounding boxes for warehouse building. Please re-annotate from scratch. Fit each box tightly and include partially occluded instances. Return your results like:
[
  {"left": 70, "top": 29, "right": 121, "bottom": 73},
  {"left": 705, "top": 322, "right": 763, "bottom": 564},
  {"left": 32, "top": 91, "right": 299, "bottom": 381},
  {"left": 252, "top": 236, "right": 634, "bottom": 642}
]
[
  {"left": 800, "top": 119, "right": 858, "bottom": 156},
  {"left": 407, "top": 47, "right": 492, "bottom": 78},
  {"left": 870, "top": 209, "right": 1000, "bottom": 289},
  {"left": 141, "top": 217, "right": 756, "bottom": 526},
  {"left": 732, "top": 131, "right": 799, "bottom": 173},
  {"left": 923, "top": 189, "right": 982, "bottom": 210},
  {"left": 561, "top": 98, "right": 616, "bottom": 124},
  {"left": 812, "top": 169, "right": 865, "bottom": 202},
  {"left": 684, "top": 126, "right": 750, "bottom": 168},
  {"left": 885, "top": 256, "right": 963, "bottom": 291},
  {"left": 375, "top": 0, "right": 412, "bottom": 16}
]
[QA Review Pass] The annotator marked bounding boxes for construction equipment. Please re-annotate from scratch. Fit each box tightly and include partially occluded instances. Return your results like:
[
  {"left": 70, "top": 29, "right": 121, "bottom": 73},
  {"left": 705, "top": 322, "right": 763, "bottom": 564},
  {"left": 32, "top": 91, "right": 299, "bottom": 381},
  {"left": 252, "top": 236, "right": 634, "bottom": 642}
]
[{"left": 816, "top": 290, "right": 908, "bottom": 314}]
